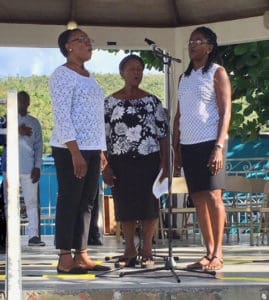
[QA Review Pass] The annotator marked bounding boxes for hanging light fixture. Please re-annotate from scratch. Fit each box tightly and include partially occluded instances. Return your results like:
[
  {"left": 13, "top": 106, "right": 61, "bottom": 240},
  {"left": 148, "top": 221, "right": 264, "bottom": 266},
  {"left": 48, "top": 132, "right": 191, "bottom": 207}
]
[
  {"left": 67, "top": 0, "right": 78, "bottom": 29},
  {"left": 67, "top": 20, "right": 78, "bottom": 30}
]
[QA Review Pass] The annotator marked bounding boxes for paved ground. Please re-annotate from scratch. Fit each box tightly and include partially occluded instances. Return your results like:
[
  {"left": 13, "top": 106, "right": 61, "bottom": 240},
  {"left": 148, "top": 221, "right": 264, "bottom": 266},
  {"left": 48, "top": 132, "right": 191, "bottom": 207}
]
[{"left": 0, "top": 234, "right": 269, "bottom": 300}]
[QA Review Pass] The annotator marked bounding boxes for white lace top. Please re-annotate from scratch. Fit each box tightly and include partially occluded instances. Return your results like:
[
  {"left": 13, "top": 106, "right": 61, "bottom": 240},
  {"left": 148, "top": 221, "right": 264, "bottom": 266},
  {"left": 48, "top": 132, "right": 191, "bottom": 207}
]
[
  {"left": 178, "top": 63, "right": 220, "bottom": 145},
  {"left": 49, "top": 66, "right": 106, "bottom": 150}
]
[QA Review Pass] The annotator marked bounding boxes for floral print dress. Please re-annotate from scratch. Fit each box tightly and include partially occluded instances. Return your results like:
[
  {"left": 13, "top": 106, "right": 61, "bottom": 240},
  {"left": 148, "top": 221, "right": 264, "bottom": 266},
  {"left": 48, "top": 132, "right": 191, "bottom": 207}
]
[{"left": 104, "top": 94, "right": 168, "bottom": 221}]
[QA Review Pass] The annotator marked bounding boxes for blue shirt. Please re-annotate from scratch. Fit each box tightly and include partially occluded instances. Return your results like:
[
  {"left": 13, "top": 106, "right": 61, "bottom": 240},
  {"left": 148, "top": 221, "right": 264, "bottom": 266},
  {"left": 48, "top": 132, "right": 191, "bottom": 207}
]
[{"left": 1, "top": 114, "right": 43, "bottom": 174}]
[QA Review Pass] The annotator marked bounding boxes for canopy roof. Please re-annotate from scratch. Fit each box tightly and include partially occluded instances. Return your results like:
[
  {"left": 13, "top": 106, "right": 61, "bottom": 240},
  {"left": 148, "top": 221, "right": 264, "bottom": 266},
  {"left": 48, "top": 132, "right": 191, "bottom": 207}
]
[{"left": 0, "top": 0, "right": 268, "bottom": 28}]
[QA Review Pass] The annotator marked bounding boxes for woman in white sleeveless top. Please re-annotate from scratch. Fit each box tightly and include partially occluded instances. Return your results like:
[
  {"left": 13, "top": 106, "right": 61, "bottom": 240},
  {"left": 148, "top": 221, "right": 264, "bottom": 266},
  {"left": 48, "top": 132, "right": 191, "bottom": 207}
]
[{"left": 173, "top": 27, "right": 231, "bottom": 271}]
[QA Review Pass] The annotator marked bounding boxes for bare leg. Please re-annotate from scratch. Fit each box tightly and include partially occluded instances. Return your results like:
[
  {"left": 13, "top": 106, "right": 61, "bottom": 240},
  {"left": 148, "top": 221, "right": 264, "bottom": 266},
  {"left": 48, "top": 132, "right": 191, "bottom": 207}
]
[
  {"left": 114, "top": 221, "right": 137, "bottom": 268},
  {"left": 141, "top": 218, "right": 158, "bottom": 258},
  {"left": 192, "top": 191, "right": 214, "bottom": 258},
  {"left": 186, "top": 191, "right": 216, "bottom": 269},
  {"left": 190, "top": 189, "right": 225, "bottom": 270},
  {"left": 206, "top": 189, "right": 225, "bottom": 270},
  {"left": 140, "top": 218, "right": 158, "bottom": 268},
  {"left": 121, "top": 221, "right": 138, "bottom": 257}
]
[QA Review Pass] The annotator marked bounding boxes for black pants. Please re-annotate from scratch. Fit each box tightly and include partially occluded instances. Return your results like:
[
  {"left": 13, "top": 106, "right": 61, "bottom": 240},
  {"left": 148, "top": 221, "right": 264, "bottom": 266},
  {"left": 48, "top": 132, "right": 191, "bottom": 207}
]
[
  {"left": 88, "top": 186, "right": 100, "bottom": 241},
  {"left": 52, "top": 147, "right": 100, "bottom": 250}
]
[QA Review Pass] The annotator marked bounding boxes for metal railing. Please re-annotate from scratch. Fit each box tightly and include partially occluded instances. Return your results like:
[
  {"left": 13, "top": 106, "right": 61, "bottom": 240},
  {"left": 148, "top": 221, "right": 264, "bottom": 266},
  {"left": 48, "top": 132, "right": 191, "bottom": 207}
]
[
  {"left": 226, "top": 157, "right": 269, "bottom": 178},
  {"left": 225, "top": 157, "right": 269, "bottom": 244},
  {"left": 34, "top": 157, "right": 269, "bottom": 236}
]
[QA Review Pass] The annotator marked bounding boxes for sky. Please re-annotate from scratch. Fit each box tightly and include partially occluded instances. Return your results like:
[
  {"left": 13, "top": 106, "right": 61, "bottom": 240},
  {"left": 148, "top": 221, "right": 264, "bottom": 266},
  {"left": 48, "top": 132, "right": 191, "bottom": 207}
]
[{"left": 0, "top": 48, "right": 160, "bottom": 77}]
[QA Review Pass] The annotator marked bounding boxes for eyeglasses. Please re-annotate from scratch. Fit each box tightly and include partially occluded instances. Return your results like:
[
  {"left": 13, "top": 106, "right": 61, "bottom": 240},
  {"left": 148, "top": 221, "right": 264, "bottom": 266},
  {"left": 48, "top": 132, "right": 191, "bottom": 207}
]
[
  {"left": 188, "top": 39, "right": 208, "bottom": 46},
  {"left": 69, "top": 37, "right": 94, "bottom": 45}
]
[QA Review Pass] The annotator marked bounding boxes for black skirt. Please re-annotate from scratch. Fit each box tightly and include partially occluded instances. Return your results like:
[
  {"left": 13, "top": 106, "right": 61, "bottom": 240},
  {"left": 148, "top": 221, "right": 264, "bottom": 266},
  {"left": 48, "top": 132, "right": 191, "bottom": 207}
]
[
  {"left": 109, "top": 152, "right": 160, "bottom": 222},
  {"left": 181, "top": 140, "right": 227, "bottom": 193}
]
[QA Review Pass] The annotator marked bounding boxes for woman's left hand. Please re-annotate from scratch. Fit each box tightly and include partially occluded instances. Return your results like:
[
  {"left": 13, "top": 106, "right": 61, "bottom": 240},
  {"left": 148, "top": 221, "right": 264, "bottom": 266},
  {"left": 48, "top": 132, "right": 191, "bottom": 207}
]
[
  {"left": 102, "top": 165, "right": 116, "bottom": 187},
  {"left": 207, "top": 147, "right": 223, "bottom": 175}
]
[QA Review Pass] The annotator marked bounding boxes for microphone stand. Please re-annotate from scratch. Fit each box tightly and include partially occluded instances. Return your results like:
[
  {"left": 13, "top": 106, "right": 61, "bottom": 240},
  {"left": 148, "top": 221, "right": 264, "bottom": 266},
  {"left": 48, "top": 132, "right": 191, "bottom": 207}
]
[{"left": 117, "top": 46, "right": 216, "bottom": 282}]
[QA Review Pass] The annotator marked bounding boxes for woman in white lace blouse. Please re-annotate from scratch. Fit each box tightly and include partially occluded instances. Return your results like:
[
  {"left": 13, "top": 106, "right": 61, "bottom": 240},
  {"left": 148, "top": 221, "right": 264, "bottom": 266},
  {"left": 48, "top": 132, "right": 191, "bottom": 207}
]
[{"left": 50, "top": 28, "right": 110, "bottom": 274}]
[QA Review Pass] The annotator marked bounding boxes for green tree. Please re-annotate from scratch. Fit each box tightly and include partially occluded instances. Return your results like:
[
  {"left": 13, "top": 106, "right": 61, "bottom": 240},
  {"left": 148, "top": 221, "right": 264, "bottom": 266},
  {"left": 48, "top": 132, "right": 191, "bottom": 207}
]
[
  {"left": 0, "top": 73, "right": 164, "bottom": 155},
  {"left": 220, "top": 41, "right": 269, "bottom": 140}
]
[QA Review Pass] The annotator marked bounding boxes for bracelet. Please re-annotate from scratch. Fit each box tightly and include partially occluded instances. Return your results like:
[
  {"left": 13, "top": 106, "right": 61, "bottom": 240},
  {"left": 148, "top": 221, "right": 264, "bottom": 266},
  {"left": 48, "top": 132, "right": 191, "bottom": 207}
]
[{"left": 215, "top": 143, "right": 224, "bottom": 149}]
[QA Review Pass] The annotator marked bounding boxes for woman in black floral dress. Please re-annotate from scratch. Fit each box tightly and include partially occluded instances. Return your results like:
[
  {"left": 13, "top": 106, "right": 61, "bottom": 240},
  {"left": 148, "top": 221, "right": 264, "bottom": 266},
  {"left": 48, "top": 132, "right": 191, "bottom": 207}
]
[{"left": 102, "top": 54, "right": 168, "bottom": 268}]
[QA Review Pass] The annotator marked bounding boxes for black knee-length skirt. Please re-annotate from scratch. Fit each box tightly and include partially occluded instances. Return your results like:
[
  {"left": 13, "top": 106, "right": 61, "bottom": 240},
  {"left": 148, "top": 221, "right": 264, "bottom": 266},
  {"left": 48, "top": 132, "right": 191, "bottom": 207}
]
[
  {"left": 109, "top": 152, "right": 160, "bottom": 222},
  {"left": 181, "top": 140, "right": 227, "bottom": 193}
]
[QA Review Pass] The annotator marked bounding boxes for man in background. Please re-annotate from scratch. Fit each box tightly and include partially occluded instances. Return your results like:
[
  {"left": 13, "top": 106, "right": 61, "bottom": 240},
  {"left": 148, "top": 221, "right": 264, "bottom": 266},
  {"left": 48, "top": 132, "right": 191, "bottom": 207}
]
[{"left": 2, "top": 91, "right": 45, "bottom": 246}]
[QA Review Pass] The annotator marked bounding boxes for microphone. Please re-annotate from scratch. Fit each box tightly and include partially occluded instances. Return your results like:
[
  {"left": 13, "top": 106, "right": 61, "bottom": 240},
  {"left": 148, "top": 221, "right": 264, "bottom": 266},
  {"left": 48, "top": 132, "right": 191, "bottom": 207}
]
[
  {"left": 144, "top": 38, "right": 182, "bottom": 63},
  {"left": 144, "top": 38, "right": 156, "bottom": 47},
  {"left": 144, "top": 38, "right": 163, "bottom": 54}
]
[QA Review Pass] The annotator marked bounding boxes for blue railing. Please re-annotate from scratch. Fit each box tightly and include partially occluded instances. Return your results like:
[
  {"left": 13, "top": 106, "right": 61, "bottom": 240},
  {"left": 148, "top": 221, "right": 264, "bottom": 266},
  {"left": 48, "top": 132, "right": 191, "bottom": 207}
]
[
  {"left": 37, "top": 157, "right": 269, "bottom": 236},
  {"left": 39, "top": 157, "right": 57, "bottom": 235},
  {"left": 226, "top": 157, "right": 269, "bottom": 179}
]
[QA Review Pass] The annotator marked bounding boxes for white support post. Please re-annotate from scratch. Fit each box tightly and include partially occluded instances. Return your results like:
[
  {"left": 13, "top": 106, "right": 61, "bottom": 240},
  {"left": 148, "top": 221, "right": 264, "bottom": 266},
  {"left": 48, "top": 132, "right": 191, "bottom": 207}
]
[{"left": 6, "top": 90, "right": 22, "bottom": 300}]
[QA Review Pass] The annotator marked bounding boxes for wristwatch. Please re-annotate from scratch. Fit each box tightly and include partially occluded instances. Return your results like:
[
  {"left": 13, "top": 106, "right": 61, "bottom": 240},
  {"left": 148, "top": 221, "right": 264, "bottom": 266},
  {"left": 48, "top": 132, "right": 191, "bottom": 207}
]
[{"left": 215, "top": 143, "right": 224, "bottom": 149}]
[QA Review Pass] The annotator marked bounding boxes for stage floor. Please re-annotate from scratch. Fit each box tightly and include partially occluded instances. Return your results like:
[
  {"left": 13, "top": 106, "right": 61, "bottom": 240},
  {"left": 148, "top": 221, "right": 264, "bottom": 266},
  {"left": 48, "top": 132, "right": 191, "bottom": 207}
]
[{"left": 0, "top": 234, "right": 269, "bottom": 300}]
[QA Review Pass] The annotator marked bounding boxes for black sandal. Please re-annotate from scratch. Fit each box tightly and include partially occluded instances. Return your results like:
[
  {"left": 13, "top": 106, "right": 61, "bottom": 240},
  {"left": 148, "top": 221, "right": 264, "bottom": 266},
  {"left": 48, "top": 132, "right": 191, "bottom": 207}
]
[
  {"left": 57, "top": 252, "right": 87, "bottom": 274},
  {"left": 57, "top": 266, "right": 88, "bottom": 274},
  {"left": 114, "top": 256, "right": 137, "bottom": 268},
  {"left": 141, "top": 257, "right": 155, "bottom": 269}
]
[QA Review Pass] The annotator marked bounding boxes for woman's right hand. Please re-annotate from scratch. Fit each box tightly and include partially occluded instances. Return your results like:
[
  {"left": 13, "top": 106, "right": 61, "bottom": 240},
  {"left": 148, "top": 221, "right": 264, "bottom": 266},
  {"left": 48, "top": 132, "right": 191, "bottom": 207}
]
[
  {"left": 102, "top": 165, "right": 116, "bottom": 187},
  {"left": 66, "top": 141, "right": 87, "bottom": 179},
  {"left": 72, "top": 151, "right": 87, "bottom": 179}
]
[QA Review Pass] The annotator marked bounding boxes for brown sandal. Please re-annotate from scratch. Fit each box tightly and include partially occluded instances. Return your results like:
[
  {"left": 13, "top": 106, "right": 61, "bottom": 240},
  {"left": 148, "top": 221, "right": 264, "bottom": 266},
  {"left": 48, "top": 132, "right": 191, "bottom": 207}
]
[
  {"left": 186, "top": 255, "right": 211, "bottom": 270},
  {"left": 205, "top": 256, "right": 224, "bottom": 271}
]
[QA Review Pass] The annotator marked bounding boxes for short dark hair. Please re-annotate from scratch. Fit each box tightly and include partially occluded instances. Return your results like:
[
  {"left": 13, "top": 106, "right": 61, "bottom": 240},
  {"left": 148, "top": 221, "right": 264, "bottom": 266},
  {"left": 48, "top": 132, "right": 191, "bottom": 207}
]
[
  {"left": 18, "top": 91, "right": 30, "bottom": 101},
  {"left": 119, "top": 54, "right": 145, "bottom": 75},
  {"left": 58, "top": 29, "right": 80, "bottom": 57}
]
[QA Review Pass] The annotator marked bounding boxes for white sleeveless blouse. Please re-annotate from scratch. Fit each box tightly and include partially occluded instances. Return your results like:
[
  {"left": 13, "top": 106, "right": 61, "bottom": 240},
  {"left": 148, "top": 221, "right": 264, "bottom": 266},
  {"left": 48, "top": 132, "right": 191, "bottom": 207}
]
[{"left": 178, "top": 63, "right": 220, "bottom": 145}]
